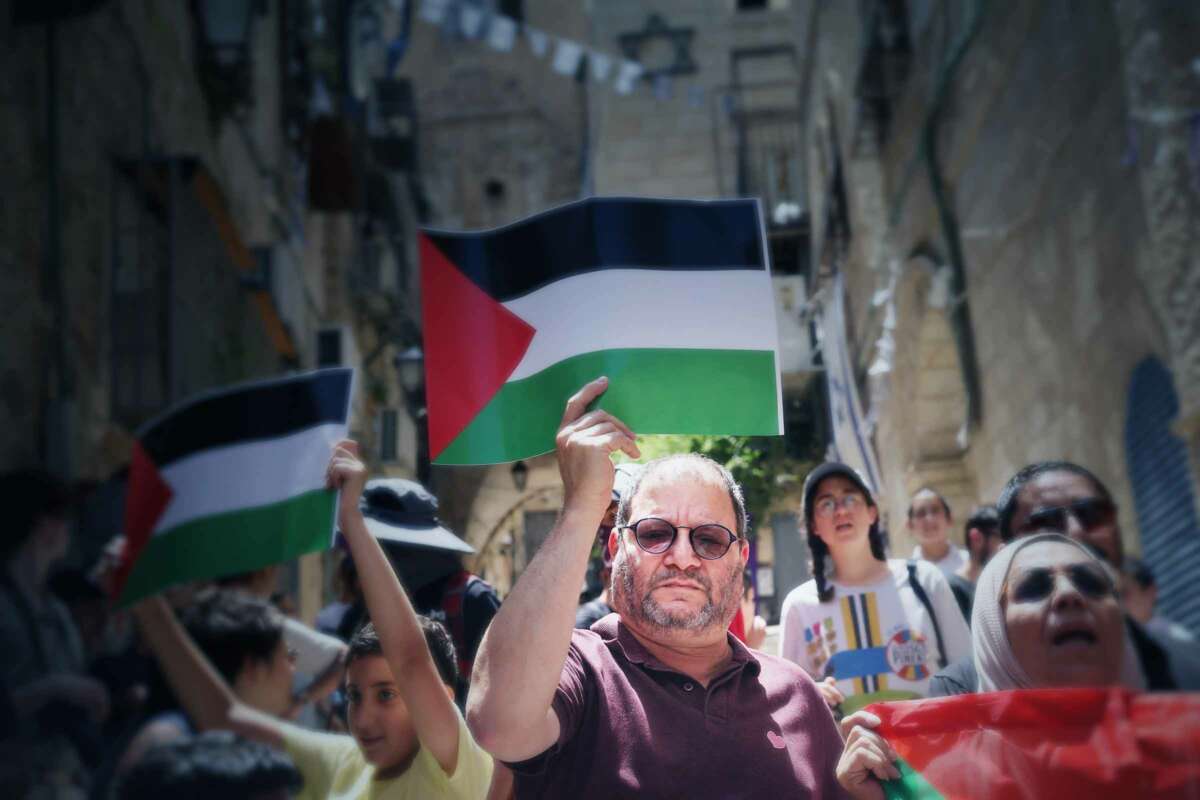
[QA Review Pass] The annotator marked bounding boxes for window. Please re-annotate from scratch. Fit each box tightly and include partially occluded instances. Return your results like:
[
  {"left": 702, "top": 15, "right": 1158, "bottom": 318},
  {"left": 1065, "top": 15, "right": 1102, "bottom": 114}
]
[
  {"left": 110, "top": 169, "right": 170, "bottom": 428},
  {"left": 379, "top": 408, "right": 399, "bottom": 462},
  {"left": 317, "top": 329, "right": 342, "bottom": 367},
  {"left": 852, "top": 0, "right": 912, "bottom": 153}
]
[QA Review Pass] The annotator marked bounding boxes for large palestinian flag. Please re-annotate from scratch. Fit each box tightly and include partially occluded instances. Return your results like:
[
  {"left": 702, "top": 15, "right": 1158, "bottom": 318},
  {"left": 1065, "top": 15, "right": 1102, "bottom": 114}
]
[
  {"left": 420, "top": 197, "right": 783, "bottom": 465},
  {"left": 114, "top": 369, "right": 353, "bottom": 606},
  {"left": 871, "top": 688, "right": 1200, "bottom": 799}
]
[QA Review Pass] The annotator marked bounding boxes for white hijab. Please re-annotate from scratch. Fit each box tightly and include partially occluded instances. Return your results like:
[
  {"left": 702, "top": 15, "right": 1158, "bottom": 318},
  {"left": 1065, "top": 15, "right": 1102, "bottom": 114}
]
[{"left": 971, "top": 532, "right": 1145, "bottom": 692}]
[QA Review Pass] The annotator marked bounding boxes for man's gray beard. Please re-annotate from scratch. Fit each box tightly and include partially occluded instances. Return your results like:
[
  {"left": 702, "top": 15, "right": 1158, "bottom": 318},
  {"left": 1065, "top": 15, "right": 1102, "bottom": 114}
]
[{"left": 612, "top": 550, "right": 742, "bottom": 633}]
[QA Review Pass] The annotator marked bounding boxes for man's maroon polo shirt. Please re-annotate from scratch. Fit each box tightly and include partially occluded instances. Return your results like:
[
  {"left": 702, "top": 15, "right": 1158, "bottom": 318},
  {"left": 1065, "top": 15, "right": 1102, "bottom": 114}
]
[{"left": 508, "top": 614, "right": 848, "bottom": 799}]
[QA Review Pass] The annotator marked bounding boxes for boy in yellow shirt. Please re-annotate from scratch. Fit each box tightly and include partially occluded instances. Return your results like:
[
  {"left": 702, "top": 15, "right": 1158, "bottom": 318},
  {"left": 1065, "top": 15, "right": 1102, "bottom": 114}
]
[{"left": 134, "top": 440, "right": 494, "bottom": 799}]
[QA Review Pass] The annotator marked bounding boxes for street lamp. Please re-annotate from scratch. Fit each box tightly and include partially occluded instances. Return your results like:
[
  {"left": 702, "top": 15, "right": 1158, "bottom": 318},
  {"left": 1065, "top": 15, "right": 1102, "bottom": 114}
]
[
  {"left": 193, "top": 0, "right": 257, "bottom": 114},
  {"left": 395, "top": 346, "right": 424, "bottom": 397},
  {"left": 511, "top": 461, "right": 529, "bottom": 492}
]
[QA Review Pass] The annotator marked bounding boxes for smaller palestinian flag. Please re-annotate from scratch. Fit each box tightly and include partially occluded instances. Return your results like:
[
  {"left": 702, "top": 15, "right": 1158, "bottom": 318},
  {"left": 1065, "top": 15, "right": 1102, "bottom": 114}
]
[
  {"left": 420, "top": 197, "right": 784, "bottom": 465},
  {"left": 871, "top": 687, "right": 1200, "bottom": 799},
  {"left": 114, "top": 369, "right": 353, "bottom": 606}
]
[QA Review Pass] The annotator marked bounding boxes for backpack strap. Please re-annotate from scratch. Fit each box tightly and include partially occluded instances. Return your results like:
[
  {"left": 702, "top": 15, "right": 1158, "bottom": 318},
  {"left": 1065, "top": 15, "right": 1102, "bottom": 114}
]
[
  {"left": 906, "top": 559, "right": 948, "bottom": 669},
  {"left": 439, "top": 570, "right": 476, "bottom": 678}
]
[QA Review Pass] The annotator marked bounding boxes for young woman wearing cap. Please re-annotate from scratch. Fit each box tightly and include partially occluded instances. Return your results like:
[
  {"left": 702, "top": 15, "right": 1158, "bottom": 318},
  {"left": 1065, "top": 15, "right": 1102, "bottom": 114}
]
[{"left": 779, "top": 463, "right": 970, "bottom": 715}]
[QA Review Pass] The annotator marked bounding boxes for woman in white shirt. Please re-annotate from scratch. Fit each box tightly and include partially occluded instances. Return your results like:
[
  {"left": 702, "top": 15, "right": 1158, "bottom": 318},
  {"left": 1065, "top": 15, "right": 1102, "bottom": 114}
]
[{"left": 779, "top": 462, "right": 970, "bottom": 715}]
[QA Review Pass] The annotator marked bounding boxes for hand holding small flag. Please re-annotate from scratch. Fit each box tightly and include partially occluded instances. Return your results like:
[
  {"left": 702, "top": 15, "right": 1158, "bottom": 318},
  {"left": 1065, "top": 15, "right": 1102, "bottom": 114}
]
[
  {"left": 327, "top": 439, "right": 369, "bottom": 531},
  {"left": 555, "top": 377, "right": 641, "bottom": 518},
  {"left": 837, "top": 710, "right": 898, "bottom": 799}
]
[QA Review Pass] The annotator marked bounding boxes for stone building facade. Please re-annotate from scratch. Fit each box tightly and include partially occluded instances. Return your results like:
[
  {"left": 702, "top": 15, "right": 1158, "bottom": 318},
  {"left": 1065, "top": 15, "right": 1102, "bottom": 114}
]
[
  {"left": 804, "top": 0, "right": 1200, "bottom": 627},
  {"left": 0, "top": 1, "right": 419, "bottom": 620}
]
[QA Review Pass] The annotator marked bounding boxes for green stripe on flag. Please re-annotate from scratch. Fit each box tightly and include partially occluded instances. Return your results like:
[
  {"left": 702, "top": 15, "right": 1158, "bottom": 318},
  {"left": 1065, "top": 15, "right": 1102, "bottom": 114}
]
[
  {"left": 883, "top": 757, "right": 947, "bottom": 800},
  {"left": 119, "top": 489, "right": 335, "bottom": 606},
  {"left": 434, "top": 348, "right": 780, "bottom": 465}
]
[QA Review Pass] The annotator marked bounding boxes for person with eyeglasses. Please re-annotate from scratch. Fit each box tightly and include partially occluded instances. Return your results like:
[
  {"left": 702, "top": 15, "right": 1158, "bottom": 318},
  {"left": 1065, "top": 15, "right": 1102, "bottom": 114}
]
[
  {"left": 928, "top": 460, "right": 1199, "bottom": 697},
  {"left": 779, "top": 463, "right": 971, "bottom": 716},
  {"left": 836, "top": 532, "right": 1151, "bottom": 799},
  {"left": 466, "top": 377, "right": 848, "bottom": 798}
]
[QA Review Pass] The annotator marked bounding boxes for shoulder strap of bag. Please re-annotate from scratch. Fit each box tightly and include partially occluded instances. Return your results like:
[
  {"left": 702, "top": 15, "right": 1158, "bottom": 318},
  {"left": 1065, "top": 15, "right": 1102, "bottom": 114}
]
[{"left": 906, "top": 559, "right": 948, "bottom": 669}]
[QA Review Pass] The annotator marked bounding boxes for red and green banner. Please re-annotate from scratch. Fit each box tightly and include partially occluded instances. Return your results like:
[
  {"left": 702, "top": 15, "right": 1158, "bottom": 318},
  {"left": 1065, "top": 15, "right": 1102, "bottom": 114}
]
[
  {"left": 870, "top": 688, "right": 1200, "bottom": 799},
  {"left": 419, "top": 197, "right": 784, "bottom": 465}
]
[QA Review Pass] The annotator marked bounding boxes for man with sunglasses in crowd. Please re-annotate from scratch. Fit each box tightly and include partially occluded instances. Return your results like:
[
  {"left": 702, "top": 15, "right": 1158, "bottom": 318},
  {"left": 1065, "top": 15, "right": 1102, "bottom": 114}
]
[
  {"left": 466, "top": 377, "right": 847, "bottom": 798},
  {"left": 930, "top": 460, "right": 1200, "bottom": 695}
]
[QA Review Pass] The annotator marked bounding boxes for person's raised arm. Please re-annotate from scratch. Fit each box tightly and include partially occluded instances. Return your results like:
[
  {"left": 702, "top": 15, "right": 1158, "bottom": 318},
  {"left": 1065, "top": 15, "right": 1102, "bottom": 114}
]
[
  {"left": 131, "top": 596, "right": 284, "bottom": 748},
  {"left": 327, "top": 440, "right": 463, "bottom": 776},
  {"left": 466, "top": 376, "right": 640, "bottom": 762}
]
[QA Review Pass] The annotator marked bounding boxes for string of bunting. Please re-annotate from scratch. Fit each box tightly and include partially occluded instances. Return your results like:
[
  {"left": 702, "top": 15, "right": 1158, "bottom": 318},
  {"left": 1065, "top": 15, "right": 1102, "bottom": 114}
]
[{"left": 412, "top": 0, "right": 658, "bottom": 98}]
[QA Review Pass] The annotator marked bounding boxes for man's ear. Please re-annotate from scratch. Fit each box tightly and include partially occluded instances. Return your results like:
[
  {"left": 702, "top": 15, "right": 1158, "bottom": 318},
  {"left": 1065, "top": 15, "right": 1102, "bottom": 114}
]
[{"left": 607, "top": 527, "right": 621, "bottom": 560}]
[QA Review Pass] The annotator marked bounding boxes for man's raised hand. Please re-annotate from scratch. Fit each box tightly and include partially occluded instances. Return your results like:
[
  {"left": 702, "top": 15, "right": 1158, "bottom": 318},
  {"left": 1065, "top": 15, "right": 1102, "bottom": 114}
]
[{"left": 555, "top": 377, "right": 640, "bottom": 514}]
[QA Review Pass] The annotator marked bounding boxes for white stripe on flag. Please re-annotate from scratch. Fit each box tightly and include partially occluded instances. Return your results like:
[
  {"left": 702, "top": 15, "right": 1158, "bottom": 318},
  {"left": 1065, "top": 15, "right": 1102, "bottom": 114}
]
[
  {"left": 487, "top": 15, "right": 517, "bottom": 51},
  {"left": 614, "top": 60, "right": 644, "bottom": 95},
  {"left": 502, "top": 269, "right": 779, "bottom": 381},
  {"left": 589, "top": 52, "right": 613, "bottom": 82},
  {"left": 419, "top": 0, "right": 450, "bottom": 24},
  {"left": 153, "top": 421, "right": 346, "bottom": 536},
  {"left": 552, "top": 38, "right": 583, "bottom": 76},
  {"left": 459, "top": 3, "right": 486, "bottom": 38}
]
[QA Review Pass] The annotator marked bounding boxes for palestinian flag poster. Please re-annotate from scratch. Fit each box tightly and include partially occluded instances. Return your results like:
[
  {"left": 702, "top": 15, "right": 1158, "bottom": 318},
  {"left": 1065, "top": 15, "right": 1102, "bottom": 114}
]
[
  {"left": 420, "top": 197, "right": 784, "bottom": 465},
  {"left": 871, "top": 688, "right": 1200, "bottom": 799},
  {"left": 114, "top": 369, "right": 353, "bottom": 606}
]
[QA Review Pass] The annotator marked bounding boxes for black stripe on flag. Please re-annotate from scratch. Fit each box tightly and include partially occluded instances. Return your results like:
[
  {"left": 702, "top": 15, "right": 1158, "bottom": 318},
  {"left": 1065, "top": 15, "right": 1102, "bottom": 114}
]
[
  {"left": 138, "top": 369, "right": 352, "bottom": 468},
  {"left": 423, "top": 197, "right": 767, "bottom": 302}
]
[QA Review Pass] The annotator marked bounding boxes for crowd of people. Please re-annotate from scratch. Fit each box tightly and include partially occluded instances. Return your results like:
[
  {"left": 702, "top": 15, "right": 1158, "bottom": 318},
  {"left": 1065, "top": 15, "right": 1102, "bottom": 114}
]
[{"left": 2, "top": 376, "right": 1198, "bottom": 798}]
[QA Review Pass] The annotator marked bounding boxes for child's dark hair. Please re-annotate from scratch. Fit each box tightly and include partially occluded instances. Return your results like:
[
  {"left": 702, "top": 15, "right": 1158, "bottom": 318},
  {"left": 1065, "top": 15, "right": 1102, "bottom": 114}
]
[
  {"left": 347, "top": 617, "right": 459, "bottom": 688},
  {"left": 115, "top": 730, "right": 302, "bottom": 799},
  {"left": 177, "top": 588, "right": 285, "bottom": 685},
  {"left": 1, "top": 469, "right": 72, "bottom": 562}
]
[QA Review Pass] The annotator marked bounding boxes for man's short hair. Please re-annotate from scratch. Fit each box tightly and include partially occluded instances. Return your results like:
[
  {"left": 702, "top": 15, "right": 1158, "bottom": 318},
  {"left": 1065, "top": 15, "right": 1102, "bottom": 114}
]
[
  {"left": 115, "top": 731, "right": 302, "bottom": 799},
  {"left": 907, "top": 487, "right": 951, "bottom": 520},
  {"left": 996, "top": 461, "right": 1114, "bottom": 541},
  {"left": 962, "top": 504, "right": 999, "bottom": 546},
  {"left": 346, "top": 617, "right": 459, "bottom": 688},
  {"left": 178, "top": 588, "right": 285, "bottom": 685},
  {"left": 1, "top": 469, "right": 72, "bottom": 562},
  {"left": 615, "top": 453, "right": 748, "bottom": 538}
]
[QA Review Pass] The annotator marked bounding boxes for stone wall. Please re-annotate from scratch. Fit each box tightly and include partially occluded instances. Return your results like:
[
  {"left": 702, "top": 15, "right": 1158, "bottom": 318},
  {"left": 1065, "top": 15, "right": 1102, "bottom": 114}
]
[{"left": 806, "top": 0, "right": 1194, "bottom": 558}]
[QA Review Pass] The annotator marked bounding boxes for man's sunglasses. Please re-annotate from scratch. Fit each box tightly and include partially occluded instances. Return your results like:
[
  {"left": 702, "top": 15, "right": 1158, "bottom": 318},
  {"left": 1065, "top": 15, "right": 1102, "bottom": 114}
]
[
  {"left": 1019, "top": 497, "right": 1116, "bottom": 535},
  {"left": 618, "top": 517, "right": 740, "bottom": 560},
  {"left": 1009, "top": 562, "right": 1114, "bottom": 603}
]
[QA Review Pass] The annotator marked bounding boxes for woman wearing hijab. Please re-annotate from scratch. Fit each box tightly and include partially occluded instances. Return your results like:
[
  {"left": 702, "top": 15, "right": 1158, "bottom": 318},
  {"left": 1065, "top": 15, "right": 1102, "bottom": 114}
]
[
  {"left": 779, "top": 463, "right": 971, "bottom": 715},
  {"left": 835, "top": 532, "right": 1143, "bottom": 799}
]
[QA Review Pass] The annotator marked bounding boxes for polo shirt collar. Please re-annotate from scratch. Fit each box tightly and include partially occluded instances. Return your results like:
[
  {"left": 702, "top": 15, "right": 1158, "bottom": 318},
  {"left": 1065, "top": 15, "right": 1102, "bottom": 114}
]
[{"left": 594, "top": 613, "right": 762, "bottom": 678}]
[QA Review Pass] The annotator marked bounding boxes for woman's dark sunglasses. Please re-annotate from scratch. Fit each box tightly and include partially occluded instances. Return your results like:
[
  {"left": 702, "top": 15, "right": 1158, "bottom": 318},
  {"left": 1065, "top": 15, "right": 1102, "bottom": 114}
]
[
  {"left": 1019, "top": 497, "right": 1116, "bottom": 535},
  {"left": 619, "top": 517, "right": 739, "bottom": 560},
  {"left": 1010, "top": 562, "right": 1114, "bottom": 602}
]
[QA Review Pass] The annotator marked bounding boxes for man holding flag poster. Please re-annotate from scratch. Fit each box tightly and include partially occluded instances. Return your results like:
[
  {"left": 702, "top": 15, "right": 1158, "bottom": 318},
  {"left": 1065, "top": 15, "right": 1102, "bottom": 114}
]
[{"left": 466, "top": 378, "right": 847, "bottom": 798}]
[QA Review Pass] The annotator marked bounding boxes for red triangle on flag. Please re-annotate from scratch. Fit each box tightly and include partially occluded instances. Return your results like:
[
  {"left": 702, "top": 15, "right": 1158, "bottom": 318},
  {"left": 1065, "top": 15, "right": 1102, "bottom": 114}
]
[
  {"left": 420, "top": 233, "right": 536, "bottom": 461},
  {"left": 113, "top": 440, "right": 174, "bottom": 602}
]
